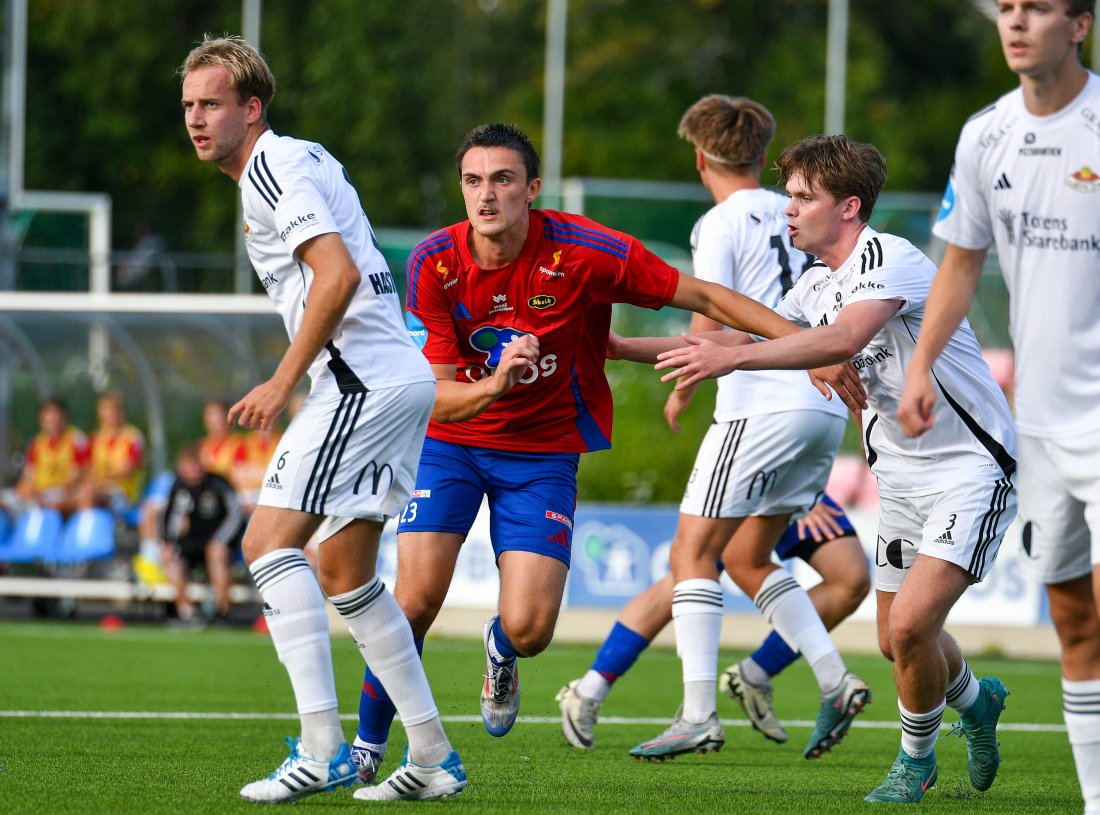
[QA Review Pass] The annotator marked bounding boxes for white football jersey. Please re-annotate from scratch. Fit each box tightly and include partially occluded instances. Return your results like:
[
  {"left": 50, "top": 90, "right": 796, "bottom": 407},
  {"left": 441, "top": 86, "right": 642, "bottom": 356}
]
[
  {"left": 691, "top": 188, "right": 847, "bottom": 422},
  {"left": 776, "top": 227, "right": 1016, "bottom": 497},
  {"left": 239, "top": 130, "right": 433, "bottom": 394},
  {"left": 933, "top": 72, "right": 1100, "bottom": 439}
]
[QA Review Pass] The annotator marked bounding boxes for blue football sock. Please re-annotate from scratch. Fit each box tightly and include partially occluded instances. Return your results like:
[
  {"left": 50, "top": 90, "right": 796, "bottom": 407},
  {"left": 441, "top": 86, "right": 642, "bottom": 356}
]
[
  {"left": 591, "top": 622, "right": 650, "bottom": 683},
  {"left": 356, "top": 636, "right": 423, "bottom": 744},
  {"left": 750, "top": 630, "right": 800, "bottom": 677},
  {"left": 489, "top": 615, "right": 522, "bottom": 663}
]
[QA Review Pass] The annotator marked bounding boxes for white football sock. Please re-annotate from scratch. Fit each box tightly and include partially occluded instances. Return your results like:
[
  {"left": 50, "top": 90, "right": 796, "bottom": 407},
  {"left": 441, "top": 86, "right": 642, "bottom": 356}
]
[
  {"left": 1064, "top": 677, "right": 1100, "bottom": 814},
  {"left": 899, "top": 698, "right": 944, "bottom": 759},
  {"left": 577, "top": 669, "right": 612, "bottom": 703},
  {"left": 672, "top": 578, "right": 723, "bottom": 723},
  {"left": 249, "top": 549, "right": 342, "bottom": 760},
  {"left": 945, "top": 660, "right": 980, "bottom": 713},
  {"left": 753, "top": 568, "right": 844, "bottom": 693},
  {"left": 330, "top": 577, "right": 451, "bottom": 766},
  {"left": 739, "top": 656, "right": 771, "bottom": 688}
]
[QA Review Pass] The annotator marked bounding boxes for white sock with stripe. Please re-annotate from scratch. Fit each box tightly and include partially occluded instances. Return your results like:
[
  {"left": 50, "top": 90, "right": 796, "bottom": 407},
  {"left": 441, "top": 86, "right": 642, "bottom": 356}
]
[
  {"left": 249, "top": 548, "right": 343, "bottom": 760},
  {"left": 330, "top": 577, "right": 451, "bottom": 767},
  {"left": 672, "top": 578, "right": 723, "bottom": 724},
  {"left": 753, "top": 568, "right": 845, "bottom": 693},
  {"left": 1064, "top": 677, "right": 1100, "bottom": 814},
  {"left": 899, "top": 698, "right": 944, "bottom": 759}
]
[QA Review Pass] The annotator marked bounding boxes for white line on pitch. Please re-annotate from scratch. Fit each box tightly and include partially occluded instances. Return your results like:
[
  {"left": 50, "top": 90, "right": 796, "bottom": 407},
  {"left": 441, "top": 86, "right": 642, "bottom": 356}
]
[{"left": 0, "top": 710, "right": 1067, "bottom": 733}]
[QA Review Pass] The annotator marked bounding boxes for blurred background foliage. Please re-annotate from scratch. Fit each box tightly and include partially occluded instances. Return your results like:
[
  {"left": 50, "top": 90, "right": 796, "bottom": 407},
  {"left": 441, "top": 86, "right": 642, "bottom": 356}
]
[
  {"left": 22, "top": 0, "right": 1015, "bottom": 253},
  {"left": 10, "top": 0, "right": 1029, "bottom": 501}
]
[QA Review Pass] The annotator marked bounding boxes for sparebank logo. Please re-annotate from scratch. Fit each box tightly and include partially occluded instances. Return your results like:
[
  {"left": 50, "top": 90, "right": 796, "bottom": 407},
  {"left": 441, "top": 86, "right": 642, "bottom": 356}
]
[{"left": 469, "top": 325, "right": 527, "bottom": 368}]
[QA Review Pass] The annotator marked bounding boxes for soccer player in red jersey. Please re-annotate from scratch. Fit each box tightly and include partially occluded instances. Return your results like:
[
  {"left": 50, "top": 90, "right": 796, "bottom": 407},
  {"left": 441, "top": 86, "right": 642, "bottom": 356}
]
[{"left": 351, "top": 123, "right": 865, "bottom": 781}]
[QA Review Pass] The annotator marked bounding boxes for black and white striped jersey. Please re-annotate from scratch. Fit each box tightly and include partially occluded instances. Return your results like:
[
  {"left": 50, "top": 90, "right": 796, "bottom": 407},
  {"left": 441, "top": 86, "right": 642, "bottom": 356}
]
[
  {"left": 239, "top": 130, "right": 432, "bottom": 394},
  {"left": 777, "top": 226, "right": 1016, "bottom": 497}
]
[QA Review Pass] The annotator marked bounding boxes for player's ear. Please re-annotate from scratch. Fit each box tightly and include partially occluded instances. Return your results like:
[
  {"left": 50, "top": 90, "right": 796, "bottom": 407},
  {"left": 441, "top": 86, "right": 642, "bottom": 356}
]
[
  {"left": 842, "top": 195, "right": 862, "bottom": 222},
  {"left": 527, "top": 176, "right": 541, "bottom": 203}
]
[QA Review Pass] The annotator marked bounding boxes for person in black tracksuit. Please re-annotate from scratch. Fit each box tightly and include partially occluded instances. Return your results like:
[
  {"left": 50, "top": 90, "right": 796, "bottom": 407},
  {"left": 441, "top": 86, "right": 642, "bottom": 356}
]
[{"left": 161, "top": 445, "right": 242, "bottom": 622}]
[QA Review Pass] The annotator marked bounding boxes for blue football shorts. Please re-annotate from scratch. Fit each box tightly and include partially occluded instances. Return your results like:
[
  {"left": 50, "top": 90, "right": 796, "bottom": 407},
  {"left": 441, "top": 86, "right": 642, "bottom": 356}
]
[
  {"left": 397, "top": 436, "right": 580, "bottom": 566},
  {"left": 774, "top": 493, "right": 856, "bottom": 563}
]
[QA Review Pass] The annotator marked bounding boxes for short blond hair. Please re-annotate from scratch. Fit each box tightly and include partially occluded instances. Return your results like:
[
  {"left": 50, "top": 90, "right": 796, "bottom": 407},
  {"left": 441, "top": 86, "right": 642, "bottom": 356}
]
[
  {"left": 677, "top": 95, "right": 776, "bottom": 170},
  {"left": 179, "top": 34, "right": 276, "bottom": 118}
]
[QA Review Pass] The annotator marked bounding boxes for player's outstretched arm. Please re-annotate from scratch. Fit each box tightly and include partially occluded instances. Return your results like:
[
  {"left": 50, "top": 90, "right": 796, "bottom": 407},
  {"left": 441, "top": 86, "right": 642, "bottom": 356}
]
[
  {"left": 430, "top": 334, "right": 540, "bottom": 423},
  {"left": 669, "top": 273, "right": 799, "bottom": 339},
  {"left": 608, "top": 327, "right": 747, "bottom": 364},
  {"left": 230, "top": 233, "right": 359, "bottom": 431},
  {"left": 897, "top": 244, "right": 987, "bottom": 437},
  {"left": 655, "top": 298, "right": 899, "bottom": 390}
]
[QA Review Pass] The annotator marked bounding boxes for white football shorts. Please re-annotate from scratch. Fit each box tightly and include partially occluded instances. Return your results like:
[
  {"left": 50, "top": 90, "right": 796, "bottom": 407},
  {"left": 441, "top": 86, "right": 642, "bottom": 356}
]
[
  {"left": 256, "top": 381, "right": 435, "bottom": 538},
  {"left": 679, "top": 409, "right": 845, "bottom": 519},
  {"left": 874, "top": 476, "right": 1016, "bottom": 592},
  {"left": 1015, "top": 428, "right": 1100, "bottom": 585}
]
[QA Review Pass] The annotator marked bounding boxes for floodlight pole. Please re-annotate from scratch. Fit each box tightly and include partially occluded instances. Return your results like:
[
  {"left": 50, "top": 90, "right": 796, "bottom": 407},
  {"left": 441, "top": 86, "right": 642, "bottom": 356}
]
[
  {"left": 234, "top": 0, "right": 263, "bottom": 295},
  {"left": 825, "top": 0, "right": 849, "bottom": 135},
  {"left": 542, "top": 0, "right": 567, "bottom": 209}
]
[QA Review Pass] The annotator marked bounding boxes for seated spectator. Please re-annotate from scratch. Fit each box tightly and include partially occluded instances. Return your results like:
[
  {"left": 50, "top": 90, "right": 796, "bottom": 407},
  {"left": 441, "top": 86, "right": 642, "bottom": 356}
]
[
  {"left": 198, "top": 399, "right": 243, "bottom": 480},
  {"left": 11, "top": 398, "right": 89, "bottom": 518},
  {"left": 81, "top": 392, "right": 146, "bottom": 517},
  {"left": 161, "top": 445, "right": 243, "bottom": 624}
]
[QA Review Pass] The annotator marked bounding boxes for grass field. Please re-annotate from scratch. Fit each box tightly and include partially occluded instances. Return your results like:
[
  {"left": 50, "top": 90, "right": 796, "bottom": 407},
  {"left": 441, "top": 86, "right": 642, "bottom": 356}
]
[{"left": 0, "top": 618, "right": 1081, "bottom": 814}]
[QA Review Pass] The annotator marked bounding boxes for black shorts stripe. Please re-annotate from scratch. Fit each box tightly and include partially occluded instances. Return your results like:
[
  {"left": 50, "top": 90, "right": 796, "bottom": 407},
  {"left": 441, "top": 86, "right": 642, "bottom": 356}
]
[
  {"left": 702, "top": 419, "right": 747, "bottom": 517},
  {"left": 300, "top": 394, "right": 358, "bottom": 514},
  {"left": 306, "top": 393, "right": 363, "bottom": 514},
  {"left": 318, "top": 392, "right": 366, "bottom": 511},
  {"left": 968, "top": 478, "right": 1012, "bottom": 578}
]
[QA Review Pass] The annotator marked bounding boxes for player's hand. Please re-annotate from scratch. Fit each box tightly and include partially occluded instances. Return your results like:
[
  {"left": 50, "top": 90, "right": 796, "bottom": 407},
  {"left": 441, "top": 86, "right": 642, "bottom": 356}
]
[
  {"left": 797, "top": 500, "right": 847, "bottom": 543},
  {"left": 655, "top": 335, "right": 735, "bottom": 389},
  {"left": 228, "top": 378, "right": 294, "bottom": 432},
  {"left": 663, "top": 386, "right": 694, "bottom": 433},
  {"left": 808, "top": 363, "right": 868, "bottom": 413},
  {"left": 495, "top": 333, "right": 540, "bottom": 390},
  {"left": 897, "top": 367, "right": 937, "bottom": 437}
]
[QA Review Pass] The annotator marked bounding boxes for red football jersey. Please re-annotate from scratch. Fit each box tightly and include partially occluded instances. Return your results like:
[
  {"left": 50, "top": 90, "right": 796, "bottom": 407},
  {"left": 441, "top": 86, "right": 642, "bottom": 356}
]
[{"left": 406, "top": 209, "right": 679, "bottom": 453}]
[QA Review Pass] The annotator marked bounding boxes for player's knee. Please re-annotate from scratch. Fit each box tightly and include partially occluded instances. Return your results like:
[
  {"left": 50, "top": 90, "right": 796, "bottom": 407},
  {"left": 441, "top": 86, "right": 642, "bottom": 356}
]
[
  {"left": 877, "top": 633, "right": 894, "bottom": 662},
  {"left": 887, "top": 612, "right": 927, "bottom": 656},
  {"left": 838, "top": 570, "right": 871, "bottom": 615},
  {"left": 507, "top": 625, "right": 554, "bottom": 657}
]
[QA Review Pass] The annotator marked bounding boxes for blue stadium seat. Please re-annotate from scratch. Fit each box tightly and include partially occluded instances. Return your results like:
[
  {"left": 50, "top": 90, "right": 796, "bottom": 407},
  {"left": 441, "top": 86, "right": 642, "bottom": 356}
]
[
  {"left": 55, "top": 508, "right": 116, "bottom": 563},
  {"left": 0, "top": 507, "right": 64, "bottom": 562},
  {"left": 0, "top": 510, "right": 11, "bottom": 548}
]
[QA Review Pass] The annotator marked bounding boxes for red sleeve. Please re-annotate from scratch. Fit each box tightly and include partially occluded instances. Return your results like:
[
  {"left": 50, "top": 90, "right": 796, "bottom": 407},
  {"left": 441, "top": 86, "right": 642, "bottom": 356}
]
[
  {"left": 406, "top": 231, "right": 459, "bottom": 365},
  {"left": 610, "top": 237, "right": 680, "bottom": 310}
]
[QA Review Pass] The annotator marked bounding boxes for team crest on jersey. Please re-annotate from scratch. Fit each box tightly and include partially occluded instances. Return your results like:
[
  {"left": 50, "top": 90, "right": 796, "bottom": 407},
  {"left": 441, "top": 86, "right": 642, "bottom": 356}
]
[
  {"left": 1067, "top": 166, "right": 1100, "bottom": 193},
  {"left": 528, "top": 294, "right": 556, "bottom": 309},
  {"left": 243, "top": 221, "right": 254, "bottom": 243},
  {"left": 469, "top": 325, "right": 527, "bottom": 368}
]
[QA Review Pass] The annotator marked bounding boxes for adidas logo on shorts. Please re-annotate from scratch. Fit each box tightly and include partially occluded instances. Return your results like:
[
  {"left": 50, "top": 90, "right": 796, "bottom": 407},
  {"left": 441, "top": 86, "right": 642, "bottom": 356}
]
[
  {"left": 932, "top": 529, "right": 954, "bottom": 546},
  {"left": 265, "top": 473, "right": 283, "bottom": 491}
]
